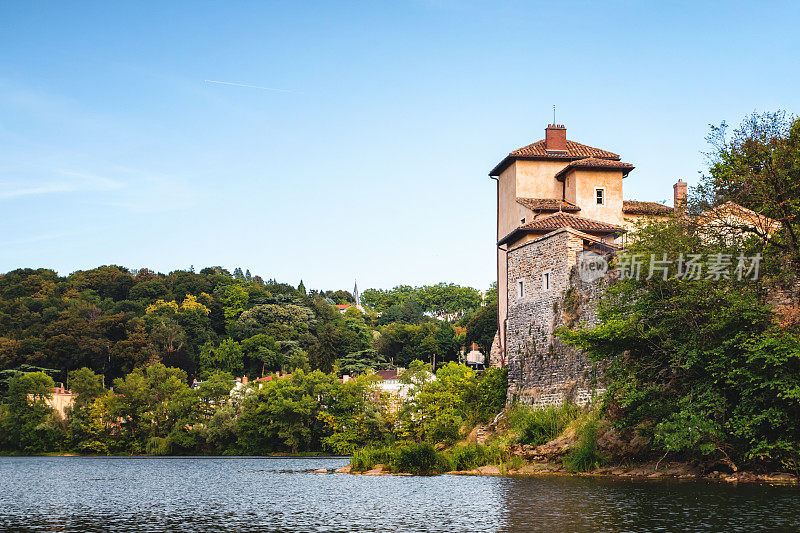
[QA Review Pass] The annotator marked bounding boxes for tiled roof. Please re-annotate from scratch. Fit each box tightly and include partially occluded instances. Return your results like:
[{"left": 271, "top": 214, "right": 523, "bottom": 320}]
[
  {"left": 520, "top": 212, "right": 623, "bottom": 233},
  {"left": 517, "top": 198, "right": 581, "bottom": 212},
  {"left": 489, "top": 139, "right": 619, "bottom": 176},
  {"left": 490, "top": 139, "right": 620, "bottom": 176},
  {"left": 510, "top": 140, "right": 620, "bottom": 159},
  {"left": 622, "top": 200, "right": 674, "bottom": 215},
  {"left": 554, "top": 157, "right": 634, "bottom": 180},
  {"left": 498, "top": 212, "right": 623, "bottom": 245},
  {"left": 375, "top": 369, "right": 399, "bottom": 381}
]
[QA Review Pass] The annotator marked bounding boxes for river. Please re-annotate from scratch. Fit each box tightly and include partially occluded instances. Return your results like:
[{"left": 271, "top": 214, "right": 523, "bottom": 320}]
[{"left": 1, "top": 456, "right": 798, "bottom": 532}]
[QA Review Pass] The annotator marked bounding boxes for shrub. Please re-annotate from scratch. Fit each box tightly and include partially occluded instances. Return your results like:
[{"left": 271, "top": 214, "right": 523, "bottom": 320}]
[
  {"left": 473, "top": 368, "right": 508, "bottom": 423},
  {"left": 350, "top": 445, "right": 396, "bottom": 471},
  {"left": 393, "top": 443, "right": 450, "bottom": 475},
  {"left": 510, "top": 403, "right": 579, "bottom": 446},
  {"left": 563, "top": 418, "right": 604, "bottom": 473},
  {"left": 504, "top": 455, "right": 525, "bottom": 472},
  {"left": 449, "top": 443, "right": 505, "bottom": 471},
  {"left": 145, "top": 436, "right": 170, "bottom": 456}
]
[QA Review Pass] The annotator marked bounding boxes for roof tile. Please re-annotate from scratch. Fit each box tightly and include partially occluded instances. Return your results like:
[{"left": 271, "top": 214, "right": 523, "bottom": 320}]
[
  {"left": 519, "top": 212, "right": 623, "bottom": 233},
  {"left": 509, "top": 139, "right": 620, "bottom": 160},
  {"left": 554, "top": 157, "right": 634, "bottom": 180},
  {"left": 517, "top": 198, "right": 581, "bottom": 212},
  {"left": 622, "top": 200, "right": 674, "bottom": 215}
]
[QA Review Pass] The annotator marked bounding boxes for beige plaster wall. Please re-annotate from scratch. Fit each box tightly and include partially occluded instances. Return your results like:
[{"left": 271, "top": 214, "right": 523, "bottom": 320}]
[
  {"left": 514, "top": 160, "right": 567, "bottom": 201},
  {"left": 565, "top": 169, "right": 624, "bottom": 226},
  {"left": 496, "top": 164, "right": 516, "bottom": 358}
]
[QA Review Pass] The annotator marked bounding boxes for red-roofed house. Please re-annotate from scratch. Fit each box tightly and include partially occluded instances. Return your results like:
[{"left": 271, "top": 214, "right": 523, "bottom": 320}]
[{"left": 490, "top": 124, "right": 681, "bottom": 407}]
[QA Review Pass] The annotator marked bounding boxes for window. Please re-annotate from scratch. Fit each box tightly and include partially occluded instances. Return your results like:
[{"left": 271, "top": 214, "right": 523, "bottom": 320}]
[
  {"left": 595, "top": 188, "right": 605, "bottom": 205},
  {"left": 521, "top": 217, "right": 526, "bottom": 224},
  {"left": 542, "top": 271, "right": 551, "bottom": 291},
  {"left": 517, "top": 279, "right": 525, "bottom": 299}
]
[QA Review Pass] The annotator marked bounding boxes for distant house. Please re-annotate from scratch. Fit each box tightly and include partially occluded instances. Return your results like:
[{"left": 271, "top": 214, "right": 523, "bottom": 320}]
[
  {"left": 41, "top": 385, "right": 77, "bottom": 419},
  {"left": 696, "top": 200, "right": 780, "bottom": 244},
  {"left": 253, "top": 372, "right": 292, "bottom": 389},
  {"left": 372, "top": 368, "right": 408, "bottom": 398},
  {"left": 374, "top": 369, "right": 400, "bottom": 384},
  {"left": 464, "top": 343, "right": 486, "bottom": 370}
]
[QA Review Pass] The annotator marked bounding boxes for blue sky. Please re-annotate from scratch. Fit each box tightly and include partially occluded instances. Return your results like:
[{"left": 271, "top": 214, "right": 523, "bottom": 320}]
[{"left": 1, "top": 1, "right": 799, "bottom": 292}]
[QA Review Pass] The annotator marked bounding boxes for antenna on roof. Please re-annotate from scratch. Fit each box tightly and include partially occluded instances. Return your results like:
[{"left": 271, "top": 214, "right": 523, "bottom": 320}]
[{"left": 553, "top": 105, "right": 556, "bottom": 125}]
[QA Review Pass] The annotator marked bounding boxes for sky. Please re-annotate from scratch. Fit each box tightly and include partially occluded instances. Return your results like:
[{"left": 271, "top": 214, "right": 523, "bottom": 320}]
[{"left": 1, "top": 1, "right": 799, "bottom": 292}]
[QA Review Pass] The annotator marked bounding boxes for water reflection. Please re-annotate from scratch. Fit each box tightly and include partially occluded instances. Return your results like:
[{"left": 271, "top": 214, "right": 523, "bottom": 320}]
[
  {"left": 498, "top": 475, "right": 800, "bottom": 532},
  {"left": 0, "top": 457, "right": 798, "bottom": 532}
]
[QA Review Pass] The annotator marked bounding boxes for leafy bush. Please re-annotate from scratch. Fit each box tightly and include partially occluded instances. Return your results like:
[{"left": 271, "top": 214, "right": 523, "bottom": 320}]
[
  {"left": 145, "top": 436, "right": 170, "bottom": 456},
  {"left": 350, "top": 445, "right": 396, "bottom": 471},
  {"left": 393, "top": 443, "right": 450, "bottom": 475},
  {"left": 449, "top": 443, "right": 505, "bottom": 471},
  {"left": 563, "top": 418, "right": 604, "bottom": 473},
  {"left": 510, "top": 403, "right": 579, "bottom": 446},
  {"left": 473, "top": 368, "right": 508, "bottom": 424}
]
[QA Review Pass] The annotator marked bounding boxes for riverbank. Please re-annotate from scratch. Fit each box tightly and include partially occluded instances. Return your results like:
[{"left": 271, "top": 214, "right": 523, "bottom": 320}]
[{"left": 320, "top": 462, "right": 799, "bottom": 485}]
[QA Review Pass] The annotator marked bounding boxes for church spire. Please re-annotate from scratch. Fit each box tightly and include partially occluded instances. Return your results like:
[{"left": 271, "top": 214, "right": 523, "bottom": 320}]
[{"left": 353, "top": 280, "right": 361, "bottom": 308}]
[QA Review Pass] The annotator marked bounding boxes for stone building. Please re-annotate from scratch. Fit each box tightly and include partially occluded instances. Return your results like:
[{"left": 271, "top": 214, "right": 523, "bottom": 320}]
[{"left": 489, "top": 124, "right": 678, "bottom": 406}]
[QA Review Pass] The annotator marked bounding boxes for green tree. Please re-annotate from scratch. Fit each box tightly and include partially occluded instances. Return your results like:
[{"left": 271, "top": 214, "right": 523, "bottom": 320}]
[
  {"left": 199, "top": 339, "right": 244, "bottom": 376},
  {"left": 465, "top": 301, "right": 497, "bottom": 353},
  {"left": 106, "top": 363, "right": 190, "bottom": 452},
  {"left": 699, "top": 111, "right": 800, "bottom": 270},
  {"left": 560, "top": 218, "right": 800, "bottom": 470},
  {"left": 66, "top": 367, "right": 106, "bottom": 448},
  {"left": 0, "top": 371, "right": 63, "bottom": 452},
  {"left": 238, "top": 370, "right": 335, "bottom": 453}
]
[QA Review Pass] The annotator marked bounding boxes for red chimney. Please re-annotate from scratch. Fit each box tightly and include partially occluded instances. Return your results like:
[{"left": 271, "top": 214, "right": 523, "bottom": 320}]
[
  {"left": 545, "top": 124, "right": 567, "bottom": 152},
  {"left": 673, "top": 179, "right": 687, "bottom": 215}
]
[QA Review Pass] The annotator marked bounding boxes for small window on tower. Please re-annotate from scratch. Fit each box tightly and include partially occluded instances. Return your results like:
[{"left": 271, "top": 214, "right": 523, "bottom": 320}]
[
  {"left": 542, "top": 271, "right": 551, "bottom": 291},
  {"left": 596, "top": 188, "right": 605, "bottom": 205},
  {"left": 517, "top": 279, "right": 525, "bottom": 299}
]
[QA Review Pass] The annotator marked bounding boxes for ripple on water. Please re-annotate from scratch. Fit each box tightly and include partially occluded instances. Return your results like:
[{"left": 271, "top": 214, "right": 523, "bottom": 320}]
[{"left": 0, "top": 457, "right": 798, "bottom": 532}]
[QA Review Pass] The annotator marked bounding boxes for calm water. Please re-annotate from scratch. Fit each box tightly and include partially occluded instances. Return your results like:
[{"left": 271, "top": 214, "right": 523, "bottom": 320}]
[{"left": 1, "top": 457, "right": 799, "bottom": 532}]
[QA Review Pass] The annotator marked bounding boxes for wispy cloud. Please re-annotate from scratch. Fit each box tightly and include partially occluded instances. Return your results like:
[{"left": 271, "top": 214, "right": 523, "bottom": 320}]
[
  {"left": 204, "top": 79, "right": 295, "bottom": 93},
  {"left": 0, "top": 168, "right": 123, "bottom": 200},
  {"left": 0, "top": 231, "right": 85, "bottom": 248}
]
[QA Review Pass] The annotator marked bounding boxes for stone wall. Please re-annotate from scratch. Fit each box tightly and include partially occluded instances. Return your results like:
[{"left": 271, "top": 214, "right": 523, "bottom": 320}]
[{"left": 505, "top": 229, "right": 609, "bottom": 408}]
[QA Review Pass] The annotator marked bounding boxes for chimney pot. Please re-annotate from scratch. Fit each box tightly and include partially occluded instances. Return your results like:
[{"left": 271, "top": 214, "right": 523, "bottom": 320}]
[
  {"left": 673, "top": 179, "right": 688, "bottom": 215},
  {"left": 545, "top": 124, "right": 567, "bottom": 151}
]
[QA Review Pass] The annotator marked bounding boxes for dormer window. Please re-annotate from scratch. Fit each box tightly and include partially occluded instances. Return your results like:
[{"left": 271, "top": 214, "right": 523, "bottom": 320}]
[{"left": 595, "top": 188, "right": 605, "bottom": 205}]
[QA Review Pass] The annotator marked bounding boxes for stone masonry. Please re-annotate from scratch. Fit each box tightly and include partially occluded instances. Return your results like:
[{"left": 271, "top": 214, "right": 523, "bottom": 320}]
[{"left": 505, "top": 228, "right": 609, "bottom": 408}]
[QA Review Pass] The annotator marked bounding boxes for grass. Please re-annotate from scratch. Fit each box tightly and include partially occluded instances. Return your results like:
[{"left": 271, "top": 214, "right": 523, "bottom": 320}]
[
  {"left": 449, "top": 443, "right": 506, "bottom": 471},
  {"left": 394, "top": 443, "right": 451, "bottom": 475},
  {"left": 350, "top": 445, "right": 397, "bottom": 471},
  {"left": 351, "top": 442, "right": 502, "bottom": 475},
  {"left": 508, "top": 403, "right": 580, "bottom": 446},
  {"left": 503, "top": 455, "right": 526, "bottom": 473},
  {"left": 563, "top": 417, "right": 604, "bottom": 473}
]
